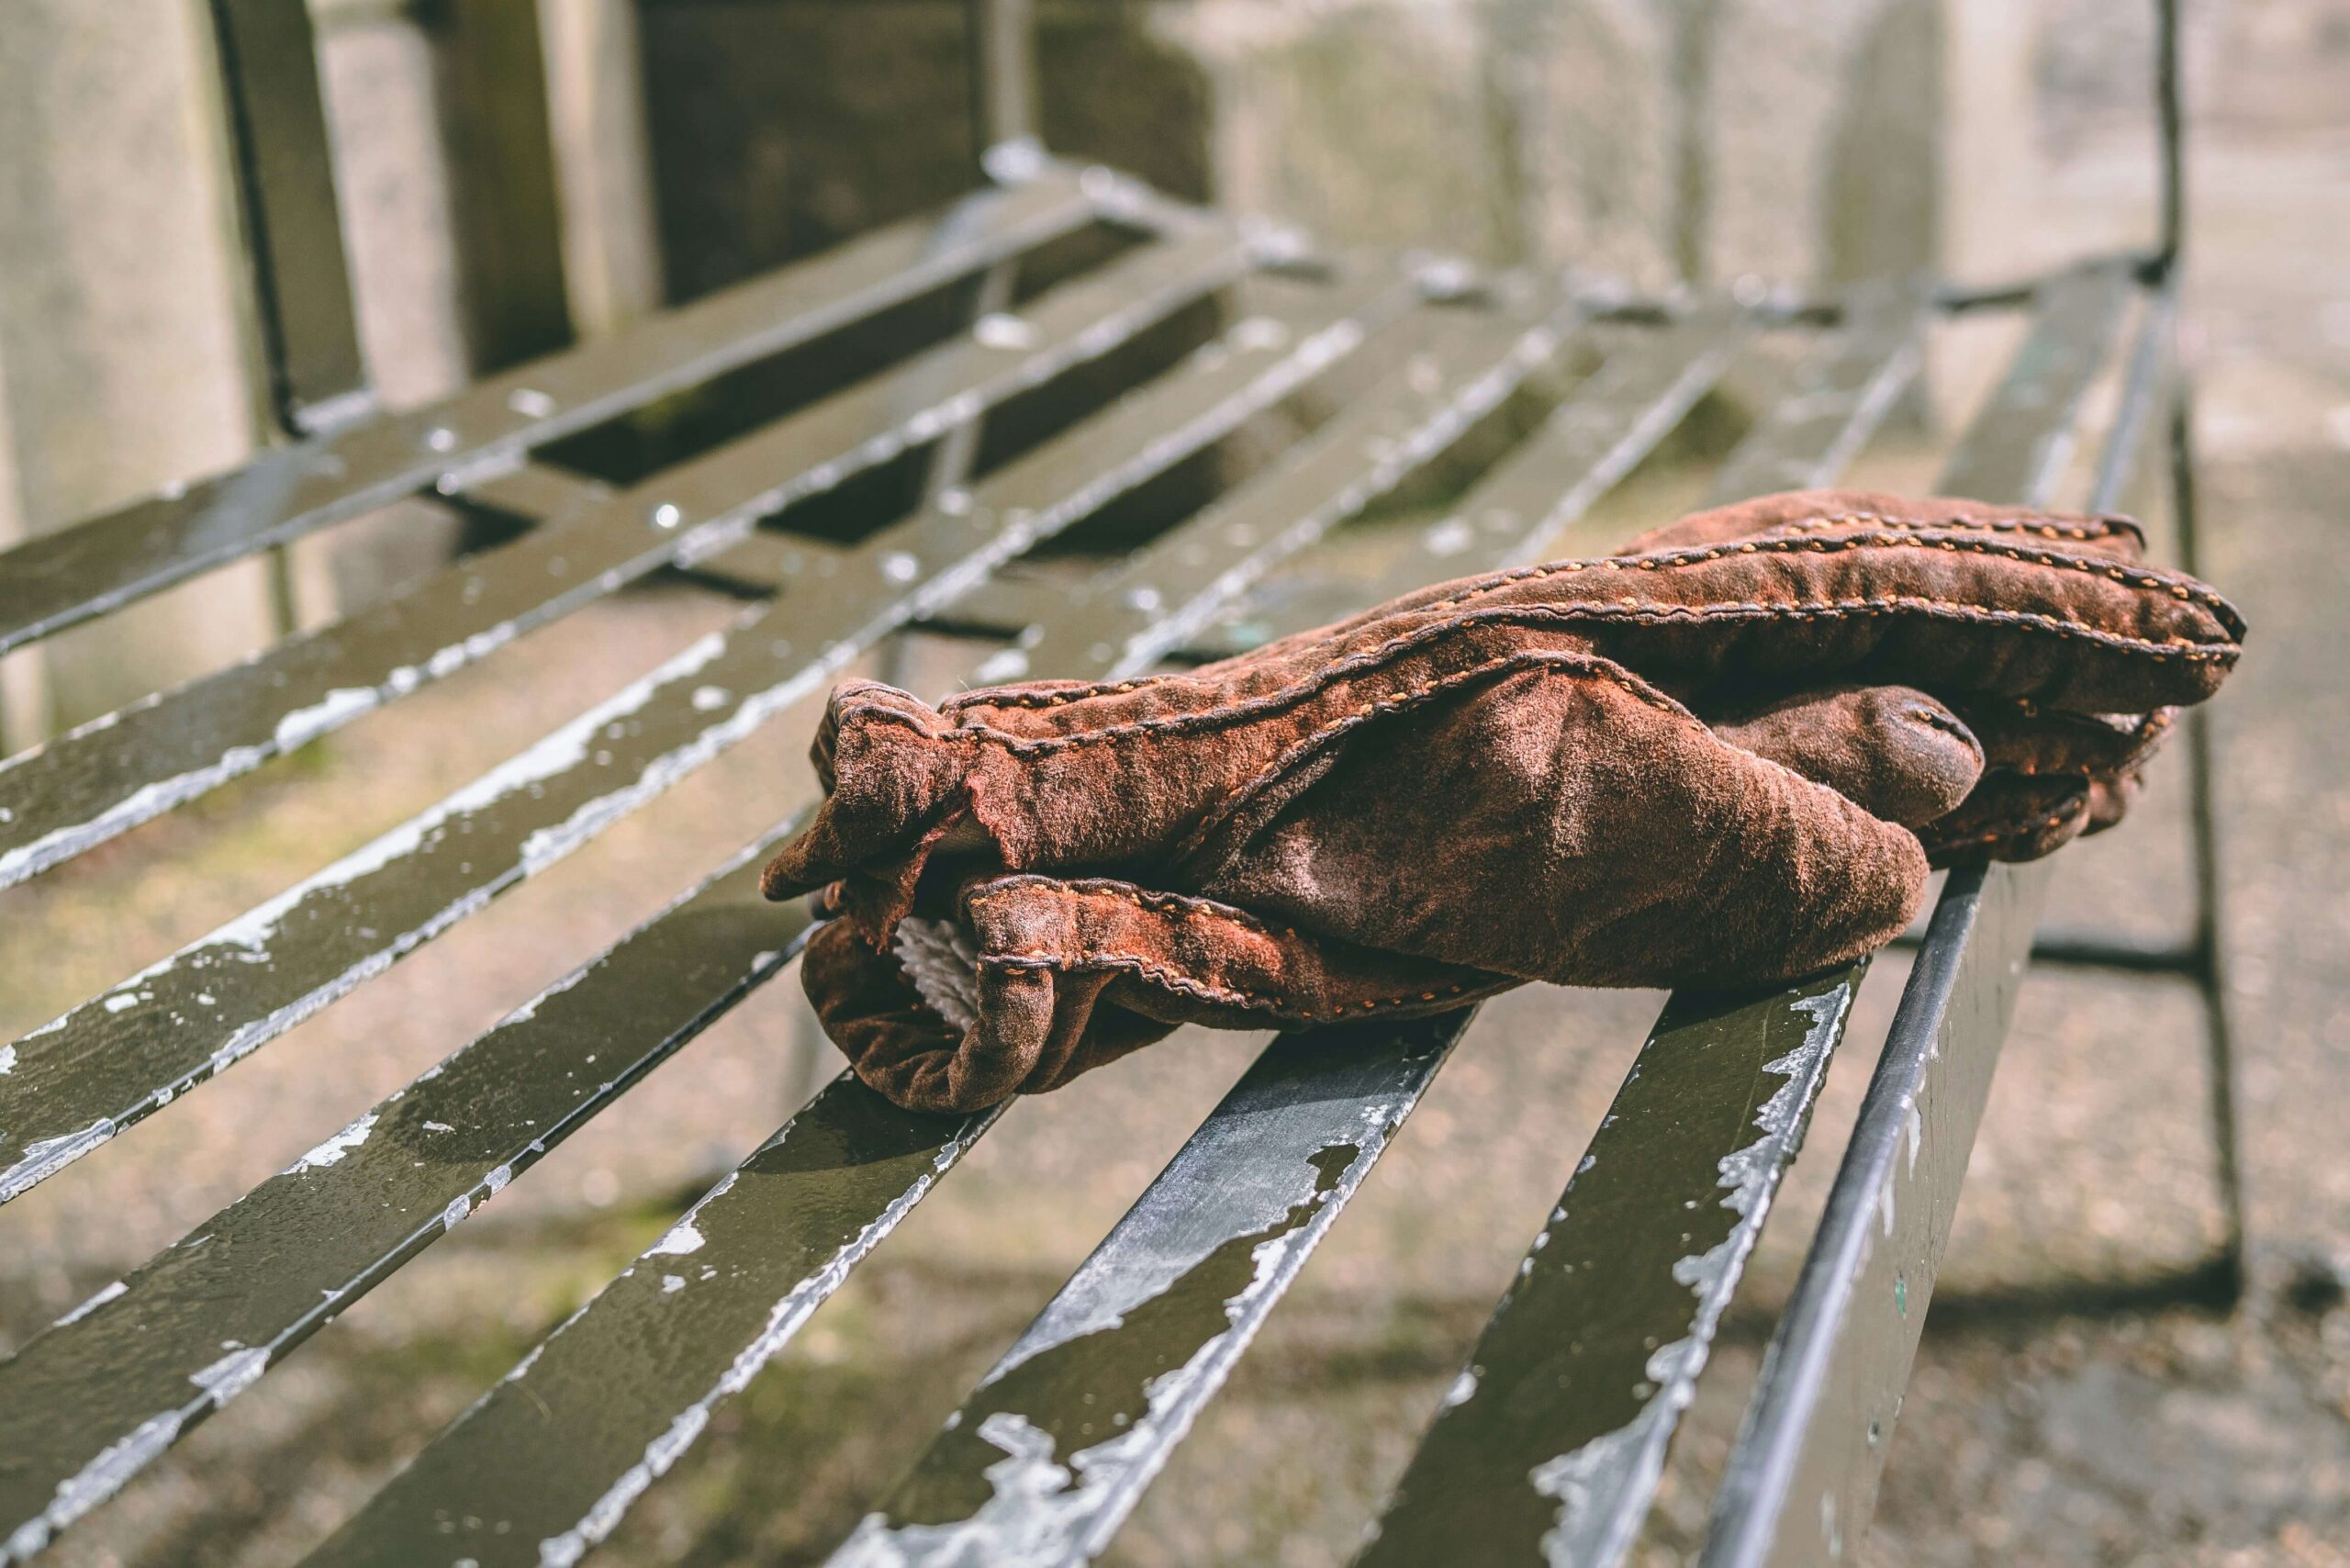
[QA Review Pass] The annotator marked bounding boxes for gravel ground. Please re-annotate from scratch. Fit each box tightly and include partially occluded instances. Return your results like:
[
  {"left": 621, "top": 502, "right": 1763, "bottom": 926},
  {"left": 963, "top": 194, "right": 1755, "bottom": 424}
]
[{"left": 2, "top": 9, "right": 2346, "bottom": 1567}]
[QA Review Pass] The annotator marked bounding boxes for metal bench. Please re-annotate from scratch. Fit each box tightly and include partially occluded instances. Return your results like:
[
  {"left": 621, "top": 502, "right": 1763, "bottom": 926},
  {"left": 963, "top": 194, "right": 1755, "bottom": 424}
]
[{"left": 0, "top": 1, "right": 2236, "bottom": 1563}]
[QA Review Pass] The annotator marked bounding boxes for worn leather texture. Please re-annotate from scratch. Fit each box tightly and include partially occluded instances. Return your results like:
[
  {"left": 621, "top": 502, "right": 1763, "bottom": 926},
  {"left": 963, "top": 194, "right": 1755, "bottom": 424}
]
[{"left": 765, "top": 489, "right": 2245, "bottom": 1111}]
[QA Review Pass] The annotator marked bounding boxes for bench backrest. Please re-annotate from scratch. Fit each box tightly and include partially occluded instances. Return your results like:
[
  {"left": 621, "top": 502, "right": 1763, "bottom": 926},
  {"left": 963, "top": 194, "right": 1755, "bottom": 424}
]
[{"left": 207, "top": 0, "right": 1046, "bottom": 440}]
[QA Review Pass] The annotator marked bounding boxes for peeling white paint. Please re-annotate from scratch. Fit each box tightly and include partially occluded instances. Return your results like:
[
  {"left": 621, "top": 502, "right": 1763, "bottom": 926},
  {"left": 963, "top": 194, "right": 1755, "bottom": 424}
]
[
  {"left": 537, "top": 1406, "right": 710, "bottom": 1568},
  {"left": 984, "top": 1121, "right": 1352, "bottom": 1384},
  {"left": 1531, "top": 1414, "right": 1661, "bottom": 1566},
  {"left": 647, "top": 1219, "right": 704, "bottom": 1258},
  {"left": 273, "top": 687, "right": 378, "bottom": 753},
  {"left": 505, "top": 966, "right": 587, "bottom": 1027},
  {"left": 1, "top": 1118, "right": 117, "bottom": 1204},
  {"left": 829, "top": 1408, "right": 1168, "bottom": 1568},
  {"left": 189, "top": 1346, "right": 270, "bottom": 1408},
  {"left": 287, "top": 1112, "right": 379, "bottom": 1175},
  {"left": 662, "top": 1275, "right": 686, "bottom": 1294},
  {"left": 4, "top": 1411, "right": 185, "bottom": 1562},
  {"left": 532, "top": 1121, "right": 985, "bottom": 1567},
  {"left": 53, "top": 1280, "right": 126, "bottom": 1328},
  {"left": 502, "top": 1341, "right": 549, "bottom": 1384},
  {"left": 0, "top": 1047, "right": 12, "bottom": 1077}
]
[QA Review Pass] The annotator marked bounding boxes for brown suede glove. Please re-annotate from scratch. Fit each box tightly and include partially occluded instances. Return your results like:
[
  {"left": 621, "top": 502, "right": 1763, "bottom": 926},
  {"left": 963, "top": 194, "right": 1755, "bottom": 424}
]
[{"left": 765, "top": 489, "right": 2244, "bottom": 1111}]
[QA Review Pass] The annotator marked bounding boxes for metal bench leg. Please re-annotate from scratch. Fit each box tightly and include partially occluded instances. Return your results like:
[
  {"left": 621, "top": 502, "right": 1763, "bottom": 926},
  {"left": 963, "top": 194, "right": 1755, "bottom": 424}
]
[{"left": 2172, "top": 378, "right": 2251, "bottom": 1303}]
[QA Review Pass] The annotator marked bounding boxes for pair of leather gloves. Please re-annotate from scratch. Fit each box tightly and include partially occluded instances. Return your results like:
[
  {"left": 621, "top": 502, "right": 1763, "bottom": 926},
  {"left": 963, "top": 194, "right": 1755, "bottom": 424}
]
[{"left": 761, "top": 491, "right": 2244, "bottom": 1113}]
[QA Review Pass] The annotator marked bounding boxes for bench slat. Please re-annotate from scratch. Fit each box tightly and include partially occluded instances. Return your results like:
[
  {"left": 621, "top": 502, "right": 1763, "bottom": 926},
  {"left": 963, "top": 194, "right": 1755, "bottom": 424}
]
[
  {"left": 833, "top": 1012, "right": 1478, "bottom": 1568},
  {"left": 281, "top": 298, "right": 1569, "bottom": 1568},
  {"left": 451, "top": 462, "right": 616, "bottom": 524},
  {"left": 1699, "top": 263, "right": 2149, "bottom": 1568},
  {"left": 1702, "top": 860, "right": 2053, "bottom": 1568},
  {"left": 0, "top": 171, "right": 1101, "bottom": 659},
  {"left": 1706, "top": 280, "right": 1930, "bottom": 504},
  {"left": 1353, "top": 286, "right": 1932, "bottom": 1567},
  {"left": 0, "top": 229, "right": 1251, "bottom": 891},
  {"left": 0, "top": 269, "right": 1399, "bottom": 1207},
  {"left": 1198, "top": 299, "right": 1750, "bottom": 655},
  {"left": 1001, "top": 304, "right": 1576, "bottom": 680},
  {"left": 291, "top": 1079, "right": 1006, "bottom": 1568},
  {"left": 1482, "top": 299, "right": 1754, "bottom": 569}
]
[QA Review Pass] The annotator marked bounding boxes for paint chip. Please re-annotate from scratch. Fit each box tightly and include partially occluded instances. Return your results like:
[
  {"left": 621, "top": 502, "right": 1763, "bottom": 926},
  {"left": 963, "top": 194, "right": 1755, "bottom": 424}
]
[
  {"left": 648, "top": 1218, "right": 705, "bottom": 1258},
  {"left": 287, "top": 1112, "right": 378, "bottom": 1175}
]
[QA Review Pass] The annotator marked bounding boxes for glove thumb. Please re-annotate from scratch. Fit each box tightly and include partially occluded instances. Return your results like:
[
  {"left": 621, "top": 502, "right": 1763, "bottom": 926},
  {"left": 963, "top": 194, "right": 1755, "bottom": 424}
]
[{"left": 1710, "top": 684, "right": 1984, "bottom": 830}]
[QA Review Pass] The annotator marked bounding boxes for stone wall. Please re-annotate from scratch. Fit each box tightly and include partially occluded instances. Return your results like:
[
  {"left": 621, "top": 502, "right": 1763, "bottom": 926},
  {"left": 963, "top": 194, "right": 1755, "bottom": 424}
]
[
  {"left": 630, "top": 0, "right": 1959, "bottom": 302},
  {"left": 0, "top": 0, "right": 274, "bottom": 748}
]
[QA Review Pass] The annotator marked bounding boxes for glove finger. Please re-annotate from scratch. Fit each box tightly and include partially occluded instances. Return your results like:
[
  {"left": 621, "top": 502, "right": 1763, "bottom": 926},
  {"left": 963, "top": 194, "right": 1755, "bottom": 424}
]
[
  {"left": 1944, "top": 696, "right": 2175, "bottom": 778},
  {"left": 762, "top": 680, "right": 976, "bottom": 906},
  {"left": 807, "top": 873, "right": 1513, "bottom": 1112},
  {"left": 1919, "top": 774, "right": 2094, "bottom": 864},
  {"left": 962, "top": 874, "right": 1510, "bottom": 1031},
  {"left": 1365, "top": 494, "right": 2240, "bottom": 713},
  {"left": 1613, "top": 488, "right": 2147, "bottom": 562},
  {"left": 1707, "top": 683, "right": 1984, "bottom": 830},
  {"left": 1199, "top": 654, "right": 1932, "bottom": 991},
  {"left": 1570, "top": 532, "right": 2235, "bottom": 713}
]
